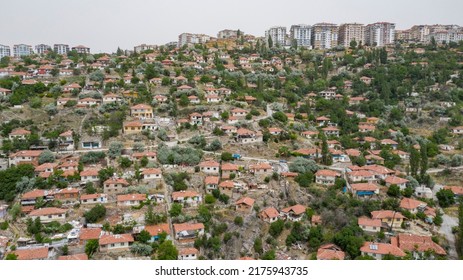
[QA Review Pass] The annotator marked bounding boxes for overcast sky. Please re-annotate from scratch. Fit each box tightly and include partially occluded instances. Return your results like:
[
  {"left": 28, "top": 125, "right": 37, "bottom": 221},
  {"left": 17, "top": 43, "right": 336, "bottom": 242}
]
[{"left": 2, "top": 0, "right": 462, "bottom": 53}]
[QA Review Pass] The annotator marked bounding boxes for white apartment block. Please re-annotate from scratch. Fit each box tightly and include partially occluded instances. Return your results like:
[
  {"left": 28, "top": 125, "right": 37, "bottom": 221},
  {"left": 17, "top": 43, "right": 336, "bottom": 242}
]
[
  {"left": 290, "top": 24, "right": 312, "bottom": 48},
  {"left": 365, "top": 22, "right": 396, "bottom": 47},
  {"left": 338, "top": 23, "right": 365, "bottom": 47},
  {"left": 265, "top": 26, "right": 287, "bottom": 47},
  {"left": 409, "top": 25, "right": 431, "bottom": 42},
  {"left": 71, "top": 45, "right": 90, "bottom": 54},
  {"left": 178, "top": 33, "right": 211, "bottom": 47},
  {"left": 13, "top": 44, "right": 33, "bottom": 57},
  {"left": 311, "top": 23, "right": 339, "bottom": 49},
  {"left": 0, "top": 45, "right": 11, "bottom": 59},
  {"left": 134, "top": 44, "right": 157, "bottom": 53},
  {"left": 35, "top": 44, "right": 51, "bottom": 55},
  {"left": 53, "top": 44, "right": 70, "bottom": 55},
  {"left": 424, "top": 25, "right": 463, "bottom": 44},
  {"left": 217, "top": 29, "right": 240, "bottom": 39}
]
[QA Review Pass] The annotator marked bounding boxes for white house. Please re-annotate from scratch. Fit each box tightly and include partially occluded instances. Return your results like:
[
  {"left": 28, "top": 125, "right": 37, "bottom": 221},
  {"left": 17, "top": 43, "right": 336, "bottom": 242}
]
[{"left": 29, "top": 207, "right": 67, "bottom": 223}]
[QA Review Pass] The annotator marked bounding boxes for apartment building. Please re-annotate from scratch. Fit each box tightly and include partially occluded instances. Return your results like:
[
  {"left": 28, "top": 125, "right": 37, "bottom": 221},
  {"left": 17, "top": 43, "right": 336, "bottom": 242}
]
[
  {"left": 290, "top": 24, "right": 312, "bottom": 48},
  {"left": 265, "top": 26, "right": 287, "bottom": 47},
  {"left": 409, "top": 25, "right": 431, "bottom": 42},
  {"left": 217, "top": 29, "right": 241, "bottom": 39},
  {"left": 424, "top": 25, "right": 463, "bottom": 44},
  {"left": 71, "top": 45, "right": 90, "bottom": 54},
  {"left": 35, "top": 44, "right": 51, "bottom": 54},
  {"left": 178, "top": 33, "right": 211, "bottom": 47},
  {"left": 365, "top": 22, "right": 395, "bottom": 47},
  {"left": 53, "top": 44, "right": 70, "bottom": 55},
  {"left": 311, "top": 23, "right": 339, "bottom": 49},
  {"left": 338, "top": 23, "right": 365, "bottom": 47},
  {"left": 13, "top": 44, "right": 33, "bottom": 57},
  {"left": 134, "top": 44, "right": 157, "bottom": 53},
  {"left": 0, "top": 45, "right": 11, "bottom": 59}
]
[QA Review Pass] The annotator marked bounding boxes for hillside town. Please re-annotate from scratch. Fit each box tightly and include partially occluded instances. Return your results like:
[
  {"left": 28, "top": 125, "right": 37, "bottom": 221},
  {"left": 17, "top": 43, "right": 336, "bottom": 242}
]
[{"left": 1, "top": 22, "right": 463, "bottom": 261}]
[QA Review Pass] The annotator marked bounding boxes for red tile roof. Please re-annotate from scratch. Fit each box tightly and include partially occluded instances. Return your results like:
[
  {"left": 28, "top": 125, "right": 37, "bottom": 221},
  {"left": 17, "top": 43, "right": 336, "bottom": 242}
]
[
  {"left": 205, "top": 176, "right": 219, "bottom": 185},
  {"left": 400, "top": 198, "right": 426, "bottom": 210},
  {"left": 12, "top": 247, "right": 49, "bottom": 260},
  {"left": 79, "top": 228, "right": 102, "bottom": 240},
  {"left": 145, "top": 223, "right": 171, "bottom": 236},
  {"left": 358, "top": 217, "right": 382, "bottom": 227},
  {"left": 315, "top": 169, "right": 340, "bottom": 177},
  {"left": 371, "top": 210, "right": 405, "bottom": 220},
  {"left": 117, "top": 193, "right": 146, "bottom": 202},
  {"left": 29, "top": 207, "right": 66, "bottom": 216},
  {"left": 58, "top": 253, "right": 88, "bottom": 260},
  {"left": 235, "top": 196, "right": 255, "bottom": 207},
  {"left": 260, "top": 207, "right": 280, "bottom": 219},
  {"left": 171, "top": 191, "right": 200, "bottom": 200},
  {"left": 392, "top": 234, "right": 446, "bottom": 255},
  {"left": 281, "top": 204, "right": 306, "bottom": 215},
  {"left": 173, "top": 223, "right": 204, "bottom": 232},
  {"left": 99, "top": 233, "right": 134, "bottom": 245},
  {"left": 360, "top": 242, "right": 405, "bottom": 257},
  {"left": 317, "top": 244, "right": 346, "bottom": 260},
  {"left": 179, "top": 247, "right": 199, "bottom": 255}
]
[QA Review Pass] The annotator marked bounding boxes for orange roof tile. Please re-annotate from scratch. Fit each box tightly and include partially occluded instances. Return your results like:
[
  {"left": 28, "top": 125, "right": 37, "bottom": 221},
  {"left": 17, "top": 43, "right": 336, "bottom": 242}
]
[
  {"left": 281, "top": 204, "right": 306, "bottom": 215},
  {"left": 360, "top": 242, "right": 405, "bottom": 257},
  {"left": 317, "top": 244, "right": 346, "bottom": 260},
  {"left": 12, "top": 247, "right": 49, "bottom": 260},
  {"left": 235, "top": 196, "right": 255, "bottom": 206},
  {"left": 99, "top": 233, "right": 134, "bottom": 245},
  {"left": 144, "top": 223, "right": 171, "bottom": 236},
  {"left": 173, "top": 223, "right": 204, "bottom": 232},
  {"left": 29, "top": 207, "right": 66, "bottom": 216}
]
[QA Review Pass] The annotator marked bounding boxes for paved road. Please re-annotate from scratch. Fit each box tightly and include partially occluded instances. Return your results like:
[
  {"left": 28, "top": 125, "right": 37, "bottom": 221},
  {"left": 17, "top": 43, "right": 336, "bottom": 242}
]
[{"left": 439, "top": 214, "right": 458, "bottom": 259}]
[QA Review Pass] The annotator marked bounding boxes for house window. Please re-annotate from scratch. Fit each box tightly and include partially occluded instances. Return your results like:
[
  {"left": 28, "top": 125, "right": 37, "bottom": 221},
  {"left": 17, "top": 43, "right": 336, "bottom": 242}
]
[
  {"left": 111, "top": 244, "right": 115, "bottom": 247},
  {"left": 48, "top": 215, "right": 52, "bottom": 218}
]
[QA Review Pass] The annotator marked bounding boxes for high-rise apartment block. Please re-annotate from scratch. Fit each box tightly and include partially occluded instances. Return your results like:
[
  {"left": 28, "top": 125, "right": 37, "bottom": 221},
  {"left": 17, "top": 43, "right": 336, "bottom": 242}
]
[
  {"left": 338, "top": 23, "right": 365, "bottom": 47},
  {"left": 217, "top": 29, "right": 241, "bottom": 39},
  {"left": 290, "top": 24, "right": 312, "bottom": 48},
  {"left": 365, "top": 22, "right": 395, "bottom": 47},
  {"left": 53, "top": 44, "right": 70, "bottom": 55},
  {"left": 0, "top": 45, "right": 11, "bottom": 59},
  {"left": 265, "top": 26, "right": 287, "bottom": 47},
  {"left": 311, "top": 23, "right": 338, "bottom": 49},
  {"left": 178, "top": 33, "right": 211, "bottom": 47},
  {"left": 13, "top": 44, "right": 33, "bottom": 57},
  {"left": 35, "top": 44, "right": 51, "bottom": 55}
]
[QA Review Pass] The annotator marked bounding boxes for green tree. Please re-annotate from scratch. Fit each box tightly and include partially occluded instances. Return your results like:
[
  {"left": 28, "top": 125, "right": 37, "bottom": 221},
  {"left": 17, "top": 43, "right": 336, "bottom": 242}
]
[
  {"left": 321, "top": 135, "right": 332, "bottom": 165},
  {"left": 221, "top": 152, "right": 234, "bottom": 161},
  {"left": 436, "top": 189, "right": 455, "bottom": 208},
  {"left": 253, "top": 238, "right": 263, "bottom": 254},
  {"left": 84, "top": 204, "right": 106, "bottom": 223},
  {"left": 269, "top": 220, "right": 285, "bottom": 237},
  {"left": 289, "top": 158, "right": 319, "bottom": 173},
  {"left": 119, "top": 157, "right": 132, "bottom": 169},
  {"left": 5, "top": 253, "right": 18, "bottom": 260},
  {"left": 234, "top": 216, "right": 243, "bottom": 226},
  {"left": 262, "top": 250, "right": 276, "bottom": 260},
  {"left": 131, "top": 242, "right": 153, "bottom": 256},
  {"left": 136, "top": 230, "right": 152, "bottom": 244},
  {"left": 108, "top": 141, "right": 123, "bottom": 159},
  {"left": 157, "top": 240, "right": 178, "bottom": 260},
  {"left": 169, "top": 203, "right": 182, "bottom": 217},
  {"left": 387, "top": 184, "right": 401, "bottom": 197},
  {"left": 458, "top": 198, "right": 463, "bottom": 257},
  {"left": 420, "top": 143, "right": 428, "bottom": 179},
  {"left": 85, "top": 239, "right": 99, "bottom": 258},
  {"left": 409, "top": 148, "right": 420, "bottom": 177},
  {"left": 38, "top": 150, "right": 55, "bottom": 164}
]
